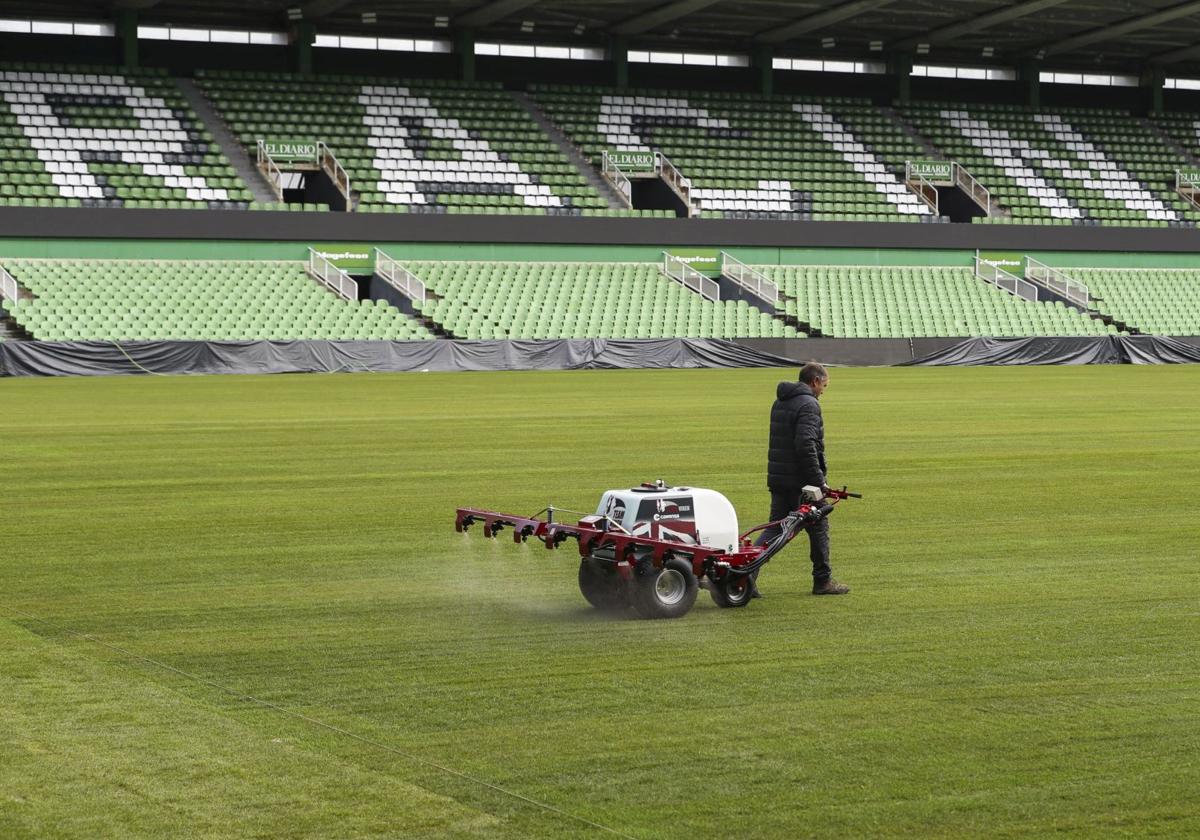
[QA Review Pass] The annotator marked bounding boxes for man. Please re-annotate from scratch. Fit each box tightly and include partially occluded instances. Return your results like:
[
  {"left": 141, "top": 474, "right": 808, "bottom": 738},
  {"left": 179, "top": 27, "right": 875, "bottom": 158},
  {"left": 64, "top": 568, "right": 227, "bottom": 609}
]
[{"left": 759, "top": 361, "right": 850, "bottom": 595}]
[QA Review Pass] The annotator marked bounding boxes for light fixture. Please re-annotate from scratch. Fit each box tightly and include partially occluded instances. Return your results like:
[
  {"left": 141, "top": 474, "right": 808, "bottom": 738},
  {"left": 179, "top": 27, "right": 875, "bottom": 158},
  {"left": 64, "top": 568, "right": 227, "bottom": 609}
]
[
  {"left": 521, "top": 20, "right": 535, "bottom": 33},
  {"left": 821, "top": 36, "right": 835, "bottom": 49},
  {"left": 287, "top": 7, "right": 302, "bottom": 21},
  {"left": 981, "top": 45, "right": 994, "bottom": 58},
  {"left": 434, "top": 15, "right": 449, "bottom": 28},
  {"left": 1035, "top": 48, "right": 1046, "bottom": 60},
  {"left": 869, "top": 40, "right": 883, "bottom": 51},
  {"left": 916, "top": 42, "right": 929, "bottom": 55},
  {"left": 574, "top": 21, "right": 586, "bottom": 35}
]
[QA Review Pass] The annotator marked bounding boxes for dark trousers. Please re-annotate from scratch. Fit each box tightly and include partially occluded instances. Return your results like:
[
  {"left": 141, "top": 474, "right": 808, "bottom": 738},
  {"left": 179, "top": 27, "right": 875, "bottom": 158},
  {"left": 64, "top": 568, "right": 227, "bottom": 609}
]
[{"left": 755, "top": 488, "right": 832, "bottom": 583}]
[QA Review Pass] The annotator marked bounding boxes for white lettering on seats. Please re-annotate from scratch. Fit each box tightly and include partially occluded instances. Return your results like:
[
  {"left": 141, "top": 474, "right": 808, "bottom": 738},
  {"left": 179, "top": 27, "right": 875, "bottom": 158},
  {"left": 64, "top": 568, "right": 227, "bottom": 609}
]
[
  {"left": 794, "top": 102, "right": 930, "bottom": 215},
  {"left": 0, "top": 71, "right": 229, "bottom": 202},
  {"left": 360, "top": 85, "right": 562, "bottom": 208},
  {"left": 599, "top": 94, "right": 793, "bottom": 214}
]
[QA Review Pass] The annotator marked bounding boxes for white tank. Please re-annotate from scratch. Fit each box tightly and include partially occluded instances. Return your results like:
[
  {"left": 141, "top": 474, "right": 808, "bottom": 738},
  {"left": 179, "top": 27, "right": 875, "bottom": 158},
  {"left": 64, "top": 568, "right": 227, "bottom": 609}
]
[{"left": 594, "top": 481, "right": 740, "bottom": 553}]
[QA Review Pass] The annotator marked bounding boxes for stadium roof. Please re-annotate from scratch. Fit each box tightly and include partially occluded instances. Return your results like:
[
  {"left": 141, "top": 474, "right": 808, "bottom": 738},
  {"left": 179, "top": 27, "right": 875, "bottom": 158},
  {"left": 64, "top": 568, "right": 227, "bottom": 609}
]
[{"left": 9, "top": 0, "right": 1200, "bottom": 76}]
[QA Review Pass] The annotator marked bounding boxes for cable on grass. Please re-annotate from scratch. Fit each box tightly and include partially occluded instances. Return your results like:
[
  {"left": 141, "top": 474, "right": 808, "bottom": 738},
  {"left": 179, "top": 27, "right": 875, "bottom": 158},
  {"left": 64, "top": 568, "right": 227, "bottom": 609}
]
[{"left": 110, "top": 341, "right": 169, "bottom": 376}]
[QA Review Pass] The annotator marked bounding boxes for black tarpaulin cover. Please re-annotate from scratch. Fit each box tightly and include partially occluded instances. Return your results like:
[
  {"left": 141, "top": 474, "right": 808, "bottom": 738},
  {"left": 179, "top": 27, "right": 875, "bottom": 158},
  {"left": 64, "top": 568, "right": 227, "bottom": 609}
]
[
  {"left": 900, "top": 336, "right": 1200, "bottom": 366},
  {"left": 0, "top": 338, "right": 801, "bottom": 377}
]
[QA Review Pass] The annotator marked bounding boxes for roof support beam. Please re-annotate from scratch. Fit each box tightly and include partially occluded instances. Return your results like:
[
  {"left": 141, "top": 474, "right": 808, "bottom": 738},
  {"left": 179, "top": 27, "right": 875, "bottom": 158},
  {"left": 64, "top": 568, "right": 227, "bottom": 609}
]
[
  {"left": 889, "top": 0, "right": 1070, "bottom": 50},
  {"left": 1150, "top": 41, "right": 1200, "bottom": 64},
  {"left": 300, "top": 0, "right": 356, "bottom": 18},
  {"left": 456, "top": 0, "right": 543, "bottom": 28},
  {"left": 612, "top": 0, "right": 723, "bottom": 36},
  {"left": 110, "top": 0, "right": 163, "bottom": 8},
  {"left": 1042, "top": 0, "right": 1200, "bottom": 56},
  {"left": 755, "top": 0, "right": 896, "bottom": 45}
]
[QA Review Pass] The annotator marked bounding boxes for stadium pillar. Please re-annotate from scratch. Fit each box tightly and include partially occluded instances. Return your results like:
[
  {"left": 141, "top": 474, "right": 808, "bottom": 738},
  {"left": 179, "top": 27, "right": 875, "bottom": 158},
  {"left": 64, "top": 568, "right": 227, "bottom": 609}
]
[
  {"left": 1019, "top": 61, "right": 1040, "bottom": 108},
  {"left": 611, "top": 36, "right": 629, "bottom": 90},
  {"left": 456, "top": 31, "right": 476, "bottom": 83},
  {"left": 1142, "top": 66, "right": 1165, "bottom": 115},
  {"left": 116, "top": 10, "right": 138, "bottom": 70},
  {"left": 754, "top": 47, "right": 773, "bottom": 97},
  {"left": 290, "top": 21, "right": 315, "bottom": 75},
  {"left": 888, "top": 52, "right": 913, "bottom": 104}
]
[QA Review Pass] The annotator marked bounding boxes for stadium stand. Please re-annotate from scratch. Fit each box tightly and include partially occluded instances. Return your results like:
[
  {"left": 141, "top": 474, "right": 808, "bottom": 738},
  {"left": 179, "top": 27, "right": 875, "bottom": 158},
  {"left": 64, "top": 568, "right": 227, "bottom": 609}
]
[
  {"left": 904, "top": 102, "right": 1200, "bottom": 227},
  {"left": 0, "top": 257, "right": 1149, "bottom": 342},
  {"left": 529, "top": 84, "right": 938, "bottom": 221},
  {"left": 1151, "top": 112, "right": 1200, "bottom": 162},
  {"left": 1, "top": 259, "right": 434, "bottom": 341},
  {"left": 196, "top": 70, "right": 666, "bottom": 216},
  {"left": 761, "top": 265, "right": 1117, "bottom": 337},
  {"left": 0, "top": 63, "right": 254, "bottom": 209},
  {"left": 405, "top": 261, "right": 802, "bottom": 339},
  {"left": 1070, "top": 268, "right": 1200, "bottom": 335},
  {"left": 5, "top": 58, "right": 1196, "bottom": 231}
]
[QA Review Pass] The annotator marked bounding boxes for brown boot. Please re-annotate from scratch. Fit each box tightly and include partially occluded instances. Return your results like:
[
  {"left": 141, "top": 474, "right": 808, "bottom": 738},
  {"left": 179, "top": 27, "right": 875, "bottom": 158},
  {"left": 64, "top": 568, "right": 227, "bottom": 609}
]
[{"left": 812, "top": 579, "right": 850, "bottom": 595}]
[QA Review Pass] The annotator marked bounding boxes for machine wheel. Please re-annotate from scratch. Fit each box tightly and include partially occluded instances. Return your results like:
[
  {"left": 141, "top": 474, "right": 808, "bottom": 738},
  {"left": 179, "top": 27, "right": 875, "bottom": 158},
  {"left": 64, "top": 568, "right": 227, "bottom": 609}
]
[
  {"left": 578, "top": 557, "right": 627, "bottom": 612},
  {"left": 632, "top": 556, "right": 698, "bottom": 619},
  {"left": 709, "top": 573, "right": 754, "bottom": 608}
]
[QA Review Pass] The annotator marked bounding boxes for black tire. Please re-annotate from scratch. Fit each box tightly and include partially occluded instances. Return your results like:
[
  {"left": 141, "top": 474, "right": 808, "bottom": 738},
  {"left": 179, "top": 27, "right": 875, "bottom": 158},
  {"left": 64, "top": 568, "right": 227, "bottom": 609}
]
[
  {"left": 632, "top": 556, "right": 698, "bottom": 619},
  {"left": 709, "top": 573, "right": 754, "bottom": 608},
  {"left": 578, "top": 556, "right": 627, "bottom": 612}
]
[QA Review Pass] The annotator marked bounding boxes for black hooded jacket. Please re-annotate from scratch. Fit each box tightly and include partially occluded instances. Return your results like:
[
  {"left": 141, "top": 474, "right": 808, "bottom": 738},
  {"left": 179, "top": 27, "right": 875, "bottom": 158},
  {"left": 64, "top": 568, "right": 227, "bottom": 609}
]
[{"left": 767, "top": 380, "right": 826, "bottom": 491}]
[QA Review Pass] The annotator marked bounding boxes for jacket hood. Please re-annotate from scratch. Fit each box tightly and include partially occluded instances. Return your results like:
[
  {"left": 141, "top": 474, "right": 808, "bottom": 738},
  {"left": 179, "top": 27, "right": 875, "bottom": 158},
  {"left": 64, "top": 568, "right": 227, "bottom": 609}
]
[{"left": 777, "top": 381, "right": 813, "bottom": 400}]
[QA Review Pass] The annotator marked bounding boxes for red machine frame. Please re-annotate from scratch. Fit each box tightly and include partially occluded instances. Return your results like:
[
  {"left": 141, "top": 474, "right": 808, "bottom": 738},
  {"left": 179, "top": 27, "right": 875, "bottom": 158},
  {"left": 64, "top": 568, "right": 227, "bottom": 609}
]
[{"left": 455, "top": 488, "right": 856, "bottom": 582}]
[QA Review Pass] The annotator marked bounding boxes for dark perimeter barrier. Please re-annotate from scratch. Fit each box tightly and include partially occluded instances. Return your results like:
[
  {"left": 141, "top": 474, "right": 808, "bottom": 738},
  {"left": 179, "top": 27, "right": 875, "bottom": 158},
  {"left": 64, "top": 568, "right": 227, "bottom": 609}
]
[
  {"left": 0, "top": 338, "right": 796, "bottom": 377},
  {"left": 898, "top": 335, "right": 1200, "bottom": 366},
  {"left": 1, "top": 336, "right": 1199, "bottom": 377}
]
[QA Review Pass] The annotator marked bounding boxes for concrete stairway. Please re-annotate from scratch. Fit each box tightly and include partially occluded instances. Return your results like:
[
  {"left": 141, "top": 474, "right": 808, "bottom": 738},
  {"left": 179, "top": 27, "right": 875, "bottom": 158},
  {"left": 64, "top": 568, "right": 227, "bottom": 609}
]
[
  {"left": 0, "top": 295, "right": 32, "bottom": 340},
  {"left": 0, "top": 315, "right": 31, "bottom": 340},
  {"left": 1139, "top": 116, "right": 1200, "bottom": 167},
  {"left": 880, "top": 105, "right": 1011, "bottom": 220},
  {"left": 511, "top": 90, "right": 625, "bottom": 210},
  {"left": 176, "top": 77, "right": 278, "bottom": 204},
  {"left": 881, "top": 105, "right": 944, "bottom": 159}
]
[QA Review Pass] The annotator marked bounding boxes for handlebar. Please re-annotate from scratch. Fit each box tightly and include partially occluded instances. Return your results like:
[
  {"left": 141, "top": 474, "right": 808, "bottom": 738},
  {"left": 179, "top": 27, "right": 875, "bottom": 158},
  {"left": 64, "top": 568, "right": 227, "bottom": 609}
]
[{"left": 825, "top": 486, "right": 862, "bottom": 500}]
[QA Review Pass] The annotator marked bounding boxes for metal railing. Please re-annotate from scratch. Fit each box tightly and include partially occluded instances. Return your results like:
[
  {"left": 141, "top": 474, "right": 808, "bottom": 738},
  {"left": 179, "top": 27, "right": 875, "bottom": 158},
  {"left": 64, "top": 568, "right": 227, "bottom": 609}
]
[
  {"left": 318, "top": 141, "right": 353, "bottom": 212},
  {"left": 904, "top": 163, "right": 992, "bottom": 217},
  {"left": 255, "top": 139, "right": 285, "bottom": 202},
  {"left": 907, "top": 173, "right": 939, "bottom": 214},
  {"left": 600, "top": 151, "right": 634, "bottom": 208},
  {"left": 0, "top": 264, "right": 18, "bottom": 304},
  {"left": 954, "top": 163, "right": 991, "bottom": 216},
  {"left": 974, "top": 257, "right": 1038, "bottom": 302},
  {"left": 1026, "top": 257, "right": 1089, "bottom": 308},
  {"left": 720, "top": 252, "right": 778, "bottom": 304},
  {"left": 661, "top": 252, "right": 720, "bottom": 302},
  {"left": 306, "top": 248, "right": 358, "bottom": 301},
  {"left": 1176, "top": 170, "right": 1200, "bottom": 210},
  {"left": 655, "top": 152, "right": 696, "bottom": 217},
  {"left": 374, "top": 249, "right": 425, "bottom": 302}
]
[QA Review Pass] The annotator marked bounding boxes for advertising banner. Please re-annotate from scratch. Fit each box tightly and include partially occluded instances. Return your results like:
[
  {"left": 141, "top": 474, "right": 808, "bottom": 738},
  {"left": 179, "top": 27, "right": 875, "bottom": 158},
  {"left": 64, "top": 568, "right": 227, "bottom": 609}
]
[
  {"left": 977, "top": 251, "right": 1026, "bottom": 277},
  {"left": 607, "top": 150, "right": 656, "bottom": 172},
  {"left": 907, "top": 160, "right": 954, "bottom": 184},
  {"left": 311, "top": 243, "right": 374, "bottom": 271},
  {"left": 665, "top": 248, "right": 722, "bottom": 277},
  {"left": 262, "top": 138, "right": 319, "bottom": 164}
]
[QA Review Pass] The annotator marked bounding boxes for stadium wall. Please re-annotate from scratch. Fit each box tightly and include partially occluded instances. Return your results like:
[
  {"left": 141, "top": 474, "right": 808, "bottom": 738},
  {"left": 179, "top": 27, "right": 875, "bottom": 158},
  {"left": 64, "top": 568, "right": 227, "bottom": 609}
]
[
  {"left": 5, "top": 209, "right": 1200, "bottom": 268},
  {"left": 4, "top": 234, "right": 1200, "bottom": 270}
]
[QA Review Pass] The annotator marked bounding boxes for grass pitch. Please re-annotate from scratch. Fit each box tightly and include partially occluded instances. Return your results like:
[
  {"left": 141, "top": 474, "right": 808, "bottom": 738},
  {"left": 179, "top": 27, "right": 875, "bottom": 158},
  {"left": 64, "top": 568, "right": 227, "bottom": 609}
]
[{"left": 2, "top": 366, "right": 1199, "bottom": 838}]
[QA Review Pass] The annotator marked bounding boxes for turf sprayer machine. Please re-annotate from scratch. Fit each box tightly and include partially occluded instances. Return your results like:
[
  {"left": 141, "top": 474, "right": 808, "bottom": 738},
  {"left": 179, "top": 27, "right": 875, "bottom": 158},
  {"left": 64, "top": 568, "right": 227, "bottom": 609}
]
[{"left": 455, "top": 480, "right": 860, "bottom": 619}]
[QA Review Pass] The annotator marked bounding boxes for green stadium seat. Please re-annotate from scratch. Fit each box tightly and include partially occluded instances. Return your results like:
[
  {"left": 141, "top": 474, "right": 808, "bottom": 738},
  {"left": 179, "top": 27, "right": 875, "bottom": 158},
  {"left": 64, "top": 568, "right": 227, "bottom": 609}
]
[{"left": 0, "top": 258, "right": 436, "bottom": 342}]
